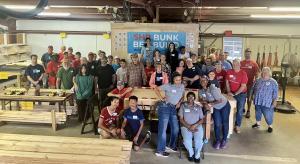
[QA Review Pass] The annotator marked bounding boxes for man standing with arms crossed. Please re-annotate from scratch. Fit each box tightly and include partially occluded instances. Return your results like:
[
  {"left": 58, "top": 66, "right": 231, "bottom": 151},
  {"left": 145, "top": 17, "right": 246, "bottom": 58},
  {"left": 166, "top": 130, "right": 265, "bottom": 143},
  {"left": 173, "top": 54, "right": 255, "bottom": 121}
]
[{"left": 240, "top": 48, "right": 260, "bottom": 118}]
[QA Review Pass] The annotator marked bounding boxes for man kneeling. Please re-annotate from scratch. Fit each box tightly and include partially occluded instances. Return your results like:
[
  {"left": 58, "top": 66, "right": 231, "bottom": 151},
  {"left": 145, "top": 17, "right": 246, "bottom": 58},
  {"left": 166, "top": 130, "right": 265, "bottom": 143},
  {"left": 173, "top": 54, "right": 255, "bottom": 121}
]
[{"left": 120, "top": 96, "right": 151, "bottom": 151}]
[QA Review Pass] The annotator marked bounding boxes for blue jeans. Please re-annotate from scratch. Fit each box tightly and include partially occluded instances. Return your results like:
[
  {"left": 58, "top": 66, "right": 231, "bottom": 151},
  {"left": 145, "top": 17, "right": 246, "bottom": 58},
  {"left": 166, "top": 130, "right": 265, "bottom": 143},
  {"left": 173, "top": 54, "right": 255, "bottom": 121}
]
[
  {"left": 233, "top": 93, "right": 247, "bottom": 127},
  {"left": 255, "top": 105, "right": 274, "bottom": 125},
  {"left": 181, "top": 126, "right": 204, "bottom": 159},
  {"left": 212, "top": 102, "right": 231, "bottom": 142},
  {"left": 156, "top": 102, "right": 179, "bottom": 153}
]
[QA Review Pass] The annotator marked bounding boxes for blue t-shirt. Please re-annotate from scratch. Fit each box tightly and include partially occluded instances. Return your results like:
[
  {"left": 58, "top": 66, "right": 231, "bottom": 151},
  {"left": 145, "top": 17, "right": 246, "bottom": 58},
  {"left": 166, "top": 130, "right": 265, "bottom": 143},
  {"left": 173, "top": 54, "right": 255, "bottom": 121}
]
[
  {"left": 123, "top": 108, "right": 145, "bottom": 134},
  {"left": 112, "top": 64, "right": 121, "bottom": 72},
  {"left": 221, "top": 60, "right": 232, "bottom": 71},
  {"left": 160, "top": 83, "right": 185, "bottom": 105}
]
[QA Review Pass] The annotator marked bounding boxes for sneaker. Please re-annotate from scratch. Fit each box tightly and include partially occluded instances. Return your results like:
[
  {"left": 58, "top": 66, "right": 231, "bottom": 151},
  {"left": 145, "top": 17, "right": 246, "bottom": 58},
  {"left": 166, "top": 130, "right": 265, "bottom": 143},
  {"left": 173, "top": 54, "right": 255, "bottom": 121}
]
[
  {"left": 267, "top": 127, "right": 273, "bottom": 133},
  {"left": 245, "top": 111, "right": 250, "bottom": 118},
  {"left": 213, "top": 141, "right": 221, "bottom": 150},
  {"left": 252, "top": 123, "right": 261, "bottom": 129},
  {"left": 194, "top": 157, "right": 201, "bottom": 163},
  {"left": 145, "top": 131, "right": 151, "bottom": 144},
  {"left": 188, "top": 155, "right": 194, "bottom": 162},
  {"left": 234, "top": 126, "right": 241, "bottom": 134},
  {"left": 155, "top": 152, "right": 169, "bottom": 157},
  {"left": 220, "top": 140, "right": 227, "bottom": 149},
  {"left": 166, "top": 146, "right": 177, "bottom": 153}
]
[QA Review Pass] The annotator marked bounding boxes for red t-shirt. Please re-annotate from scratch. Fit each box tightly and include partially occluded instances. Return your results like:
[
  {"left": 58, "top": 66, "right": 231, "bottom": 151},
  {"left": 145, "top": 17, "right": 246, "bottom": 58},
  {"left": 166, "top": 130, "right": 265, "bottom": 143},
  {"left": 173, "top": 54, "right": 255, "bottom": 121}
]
[
  {"left": 100, "top": 107, "right": 119, "bottom": 129},
  {"left": 58, "top": 52, "right": 65, "bottom": 62},
  {"left": 46, "top": 61, "right": 60, "bottom": 87},
  {"left": 226, "top": 69, "right": 248, "bottom": 93},
  {"left": 145, "top": 67, "right": 155, "bottom": 86},
  {"left": 215, "top": 69, "right": 227, "bottom": 92},
  {"left": 240, "top": 60, "right": 259, "bottom": 87},
  {"left": 111, "top": 88, "right": 131, "bottom": 111},
  {"left": 72, "top": 59, "right": 80, "bottom": 69}
]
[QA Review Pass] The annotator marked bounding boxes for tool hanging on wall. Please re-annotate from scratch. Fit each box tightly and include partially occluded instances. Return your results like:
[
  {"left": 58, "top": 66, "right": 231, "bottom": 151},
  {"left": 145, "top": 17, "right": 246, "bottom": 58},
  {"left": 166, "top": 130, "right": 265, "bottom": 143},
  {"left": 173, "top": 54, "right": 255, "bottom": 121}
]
[
  {"left": 256, "top": 46, "right": 261, "bottom": 69},
  {"left": 273, "top": 46, "right": 279, "bottom": 67},
  {"left": 261, "top": 45, "right": 267, "bottom": 68},
  {"left": 290, "top": 45, "right": 299, "bottom": 78},
  {"left": 267, "top": 45, "right": 272, "bottom": 67}
]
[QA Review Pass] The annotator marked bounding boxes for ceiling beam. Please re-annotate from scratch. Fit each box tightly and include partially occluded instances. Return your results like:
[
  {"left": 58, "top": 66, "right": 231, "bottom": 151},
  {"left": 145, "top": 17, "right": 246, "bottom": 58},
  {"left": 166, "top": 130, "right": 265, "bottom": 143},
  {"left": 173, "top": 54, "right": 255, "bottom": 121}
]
[{"left": 3, "top": 0, "right": 300, "bottom": 7}]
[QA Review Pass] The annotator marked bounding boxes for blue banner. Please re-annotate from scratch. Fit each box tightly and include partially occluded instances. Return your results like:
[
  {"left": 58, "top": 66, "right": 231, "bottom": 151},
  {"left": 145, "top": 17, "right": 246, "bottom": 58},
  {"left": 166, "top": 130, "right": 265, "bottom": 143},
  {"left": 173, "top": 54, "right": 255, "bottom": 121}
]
[{"left": 127, "top": 32, "right": 186, "bottom": 54}]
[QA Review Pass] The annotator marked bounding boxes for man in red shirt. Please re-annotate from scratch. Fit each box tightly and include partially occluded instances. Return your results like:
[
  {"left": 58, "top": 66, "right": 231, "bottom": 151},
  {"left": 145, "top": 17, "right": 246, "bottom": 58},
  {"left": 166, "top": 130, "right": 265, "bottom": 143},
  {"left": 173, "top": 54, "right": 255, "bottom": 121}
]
[
  {"left": 72, "top": 52, "right": 81, "bottom": 69},
  {"left": 67, "top": 47, "right": 75, "bottom": 62},
  {"left": 58, "top": 45, "right": 66, "bottom": 62},
  {"left": 46, "top": 54, "right": 60, "bottom": 89},
  {"left": 110, "top": 81, "right": 133, "bottom": 111},
  {"left": 240, "top": 48, "right": 260, "bottom": 118},
  {"left": 226, "top": 59, "right": 248, "bottom": 134}
]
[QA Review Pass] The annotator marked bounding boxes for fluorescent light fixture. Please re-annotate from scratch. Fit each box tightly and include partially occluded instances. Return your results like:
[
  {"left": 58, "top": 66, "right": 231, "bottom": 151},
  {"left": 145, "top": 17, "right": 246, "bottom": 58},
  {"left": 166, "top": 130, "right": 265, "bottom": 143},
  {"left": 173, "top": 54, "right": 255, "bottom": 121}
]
[
  {"left": 242, "top": 7, "right": 268, "bottom": 10},
  {"left": 269, "top": 7, "right": 300, "bottom": 12},
  {"left": 37, "top": 12, "right": 71, "bottom": 17},
  {"left": 251, "top": 14, "right": 300, "bottom": 18},
  {"left": 4, "top": 5, "right": 49, "bottom": 10}
]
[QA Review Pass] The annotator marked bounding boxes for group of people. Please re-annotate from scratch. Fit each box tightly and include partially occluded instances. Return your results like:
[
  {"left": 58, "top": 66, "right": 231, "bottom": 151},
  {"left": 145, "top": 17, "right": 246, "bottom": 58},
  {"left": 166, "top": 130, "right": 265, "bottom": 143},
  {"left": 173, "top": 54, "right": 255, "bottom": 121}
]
[{"left": 24, "top": 39, "right": 278, "bottom": 162}]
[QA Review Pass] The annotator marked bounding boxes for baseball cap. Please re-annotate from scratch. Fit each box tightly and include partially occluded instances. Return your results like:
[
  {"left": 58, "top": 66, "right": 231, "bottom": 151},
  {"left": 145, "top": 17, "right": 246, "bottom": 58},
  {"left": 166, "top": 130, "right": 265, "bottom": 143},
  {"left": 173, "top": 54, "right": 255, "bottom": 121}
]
[{"left": 114, "top": 56, "right": 120, "bottom": 59}]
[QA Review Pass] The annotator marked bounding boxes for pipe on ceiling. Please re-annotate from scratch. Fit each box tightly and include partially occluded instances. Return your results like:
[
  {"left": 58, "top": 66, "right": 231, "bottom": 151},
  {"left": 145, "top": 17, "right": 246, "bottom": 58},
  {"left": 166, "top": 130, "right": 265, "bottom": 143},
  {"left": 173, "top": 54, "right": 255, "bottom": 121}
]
[{"left": 0, "top": 0, "right": 48, "bottom": 18}]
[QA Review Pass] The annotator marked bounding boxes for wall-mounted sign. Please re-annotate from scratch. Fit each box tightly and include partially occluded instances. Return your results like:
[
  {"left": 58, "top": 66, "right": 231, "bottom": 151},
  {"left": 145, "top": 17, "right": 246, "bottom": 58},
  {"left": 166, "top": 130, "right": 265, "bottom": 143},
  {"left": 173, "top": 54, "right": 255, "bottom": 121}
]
[
  {"left": 59, "top": 32, "right": 67, "bottom": 39},
  {"left": 127, "top": 32, "right": 186, "bottom": 54}
]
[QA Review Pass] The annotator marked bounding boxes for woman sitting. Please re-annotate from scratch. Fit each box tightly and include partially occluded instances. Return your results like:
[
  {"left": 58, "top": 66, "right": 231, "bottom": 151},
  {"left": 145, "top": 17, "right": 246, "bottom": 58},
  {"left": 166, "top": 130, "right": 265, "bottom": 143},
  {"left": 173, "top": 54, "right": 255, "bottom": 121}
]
[
  {"left": 199, "top": 76, "right": 231, "bottom": 150},
  {"left": 179, "top": 92, "right": 204, "bottom": 163},
  {"left": 149, "top": 62, "right": 169, "bottom": 88}
]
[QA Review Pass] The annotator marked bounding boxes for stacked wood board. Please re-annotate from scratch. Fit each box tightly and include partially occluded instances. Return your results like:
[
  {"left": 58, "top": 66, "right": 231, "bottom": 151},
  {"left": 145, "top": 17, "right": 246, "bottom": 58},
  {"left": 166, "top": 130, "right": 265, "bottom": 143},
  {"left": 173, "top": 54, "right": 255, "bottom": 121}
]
[
  {"left": 0, "top": 133, "right": 132, "bottom": 164},
  {"left": 0, "top": 110, "right": 66, "bottom": 131},
  {"left": 0, "top": 44, "right": 31, "bottom": 65}
]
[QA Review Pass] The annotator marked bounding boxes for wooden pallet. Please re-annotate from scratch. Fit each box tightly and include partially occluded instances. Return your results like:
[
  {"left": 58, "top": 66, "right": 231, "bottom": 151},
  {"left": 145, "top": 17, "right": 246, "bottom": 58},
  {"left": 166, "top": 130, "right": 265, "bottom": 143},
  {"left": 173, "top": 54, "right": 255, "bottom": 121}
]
[
  {"left": 0, "top": 110, "right": 66, "bottom": 131},
  {"left": 0, "top": 133, "right": 132, "bottom": 164}
]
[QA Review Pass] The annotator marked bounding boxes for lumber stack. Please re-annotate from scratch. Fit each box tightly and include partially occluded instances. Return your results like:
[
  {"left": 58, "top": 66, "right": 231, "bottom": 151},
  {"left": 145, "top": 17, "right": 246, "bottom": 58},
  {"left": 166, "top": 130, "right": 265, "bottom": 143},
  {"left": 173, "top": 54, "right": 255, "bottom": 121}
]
[
  {"left": 0, "top": 110, "right": 66, "bottom": 131},
  {"left": 0, "top": 133, "right": 132, "bottom": 164}
]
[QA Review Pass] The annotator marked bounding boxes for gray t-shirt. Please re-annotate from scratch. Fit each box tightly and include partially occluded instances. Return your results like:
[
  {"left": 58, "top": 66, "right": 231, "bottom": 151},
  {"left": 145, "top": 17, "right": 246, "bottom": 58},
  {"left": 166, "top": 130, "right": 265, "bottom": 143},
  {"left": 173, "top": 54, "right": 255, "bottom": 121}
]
[
  {"left": 178, "top": 102, "right": 204, "bottom": 125},
  {"left": 160, "top": 83, "right": 185, "bottom": 105},
  {"left": 199, "top": 85, "right": 228, "bottom": 110},
  {"left": 116, "top": 67, "right": 127, "bottom": 83}
]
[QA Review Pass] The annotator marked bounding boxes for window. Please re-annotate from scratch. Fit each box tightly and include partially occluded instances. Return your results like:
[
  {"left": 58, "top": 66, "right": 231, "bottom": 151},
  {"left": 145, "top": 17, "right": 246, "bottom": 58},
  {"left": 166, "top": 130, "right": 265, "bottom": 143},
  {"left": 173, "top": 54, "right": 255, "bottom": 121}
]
[{"left": 223, "top": 37, "right": 243, "bottom": 61}]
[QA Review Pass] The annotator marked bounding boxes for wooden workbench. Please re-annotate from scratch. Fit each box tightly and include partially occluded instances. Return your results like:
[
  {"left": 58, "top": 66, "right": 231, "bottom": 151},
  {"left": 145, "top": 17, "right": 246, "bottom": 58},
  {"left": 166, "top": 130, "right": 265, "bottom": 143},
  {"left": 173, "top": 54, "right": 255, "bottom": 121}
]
[{"left": 0, "top": 88, "right": 73, "bottom": 131}]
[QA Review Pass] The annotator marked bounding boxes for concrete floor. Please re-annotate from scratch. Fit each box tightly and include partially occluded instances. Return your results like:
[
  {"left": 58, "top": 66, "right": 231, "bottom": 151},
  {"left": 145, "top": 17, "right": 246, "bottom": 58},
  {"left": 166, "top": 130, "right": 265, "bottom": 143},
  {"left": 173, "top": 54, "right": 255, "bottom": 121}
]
[{"left": 1, "top": 87, "right": 300, "bottom": 164}]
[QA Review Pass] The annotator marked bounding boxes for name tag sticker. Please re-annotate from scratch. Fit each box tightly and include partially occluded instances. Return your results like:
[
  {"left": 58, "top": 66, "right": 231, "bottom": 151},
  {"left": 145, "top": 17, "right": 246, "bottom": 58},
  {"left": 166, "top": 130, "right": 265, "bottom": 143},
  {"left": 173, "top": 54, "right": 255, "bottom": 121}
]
[
  {"left": 171, "top": 54, "right": 175, "bottom": 57},
  {"left": 248, "top": 66, "right": 252, "bottom": 69},
  {"left": 133, "top": 115, "right": 138, "bottom": 119},
  {"left": 266, "top": 82, "right": 270, "bottom": 86},
  {"left": 172, "top": 89, "right": 177, "bottom": 93},
  {"left": 112, "top": 112, "right": 118, "bottom": 116},
  {"left": 202, "top": 94, "right": 206, "bottom": 97},
  {"left": 229, "top": 75, "right": 234, "bottom": 78},
  {"left": 185, "top": 109, "right": 190, "bottom": 112}
]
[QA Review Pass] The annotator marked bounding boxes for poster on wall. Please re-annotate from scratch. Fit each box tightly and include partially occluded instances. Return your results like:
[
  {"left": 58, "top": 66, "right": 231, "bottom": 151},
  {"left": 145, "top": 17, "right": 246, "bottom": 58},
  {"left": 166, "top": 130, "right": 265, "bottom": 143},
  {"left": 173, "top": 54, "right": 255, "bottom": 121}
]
[{"left": 127, "top": 32, "right": 186, "bottom": 54}]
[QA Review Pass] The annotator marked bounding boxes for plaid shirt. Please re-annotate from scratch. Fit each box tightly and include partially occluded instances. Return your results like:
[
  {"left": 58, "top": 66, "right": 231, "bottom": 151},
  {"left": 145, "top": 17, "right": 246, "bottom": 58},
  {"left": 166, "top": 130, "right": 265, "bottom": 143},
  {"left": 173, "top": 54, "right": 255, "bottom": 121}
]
[{"left": 127, "top": 62, "right": 147, "bottom": 87}]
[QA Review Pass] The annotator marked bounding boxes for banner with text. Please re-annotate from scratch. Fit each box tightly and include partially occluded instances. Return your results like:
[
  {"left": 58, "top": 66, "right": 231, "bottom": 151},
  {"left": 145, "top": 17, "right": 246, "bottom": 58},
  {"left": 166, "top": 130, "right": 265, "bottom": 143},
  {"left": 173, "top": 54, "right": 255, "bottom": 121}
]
[{"left": 127, "top": 32, "right": 186, "bottom": 54}]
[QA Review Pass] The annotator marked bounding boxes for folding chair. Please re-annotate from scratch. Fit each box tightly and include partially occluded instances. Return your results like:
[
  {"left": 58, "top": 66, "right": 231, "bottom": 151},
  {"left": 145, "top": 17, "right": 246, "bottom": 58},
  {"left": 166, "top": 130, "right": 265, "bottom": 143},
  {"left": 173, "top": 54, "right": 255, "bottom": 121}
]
[{"left": 81, "top": 94, "right": 99, "bottom": 135}]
